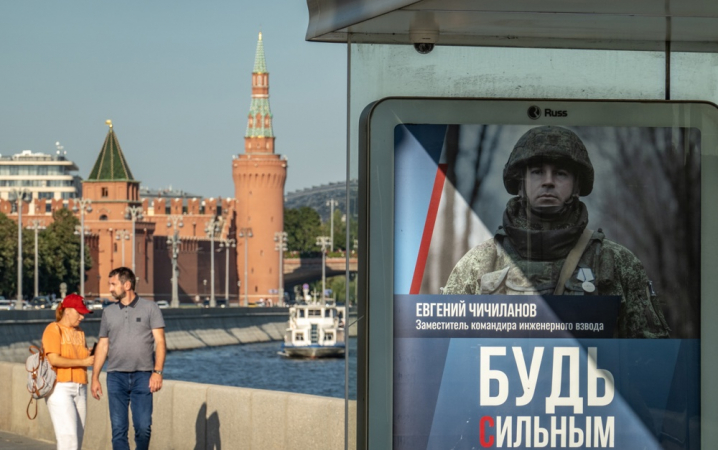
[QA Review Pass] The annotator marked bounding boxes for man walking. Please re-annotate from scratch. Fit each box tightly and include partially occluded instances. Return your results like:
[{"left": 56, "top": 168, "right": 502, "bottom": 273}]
[{"left": 91, "top": 267, "right": 166, "bottom": 450}]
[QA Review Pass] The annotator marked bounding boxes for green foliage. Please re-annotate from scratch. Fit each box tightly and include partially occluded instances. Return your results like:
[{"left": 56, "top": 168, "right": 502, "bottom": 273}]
[
  {"left": 308, "top": 275, "right": 357, "bottom": 305},
  {"left": 5, "top": 208, "right": 93, "bottom": 297},
  {"left": 0, "top": 213, "right": 18, "bottom": 296},
  {"left": 284, "top": 207, "right": 322, "bottom": 255},
  {"left": 38, "top": 208, "right": 92, "bottom": 295}
]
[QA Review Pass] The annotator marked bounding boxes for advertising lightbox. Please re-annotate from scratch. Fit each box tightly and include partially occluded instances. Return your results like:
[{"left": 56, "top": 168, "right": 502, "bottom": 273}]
[{"left": 358, "top": 99, "right": 718, "bottom": 450}]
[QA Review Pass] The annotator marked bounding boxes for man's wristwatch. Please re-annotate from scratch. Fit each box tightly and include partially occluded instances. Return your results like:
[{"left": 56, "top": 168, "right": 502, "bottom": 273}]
[{"left": 153, "top": 370, "right": 163, "bottom": 376}]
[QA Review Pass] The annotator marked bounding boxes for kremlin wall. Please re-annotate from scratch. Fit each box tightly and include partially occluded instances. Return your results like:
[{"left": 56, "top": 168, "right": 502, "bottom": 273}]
[{"left": 0, "top": 33, "right": 287, "bottom": 305}]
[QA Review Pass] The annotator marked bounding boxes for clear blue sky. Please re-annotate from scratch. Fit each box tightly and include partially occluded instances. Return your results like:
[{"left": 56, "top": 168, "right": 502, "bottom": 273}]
[{"left": 0, "top": 0, "right": 346, "bottom": 197}]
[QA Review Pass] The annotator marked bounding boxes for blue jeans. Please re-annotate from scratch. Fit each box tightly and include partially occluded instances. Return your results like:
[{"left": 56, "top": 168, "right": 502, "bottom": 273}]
[{"left": 106, "top": 371, "right": 153, "bottom": 450}]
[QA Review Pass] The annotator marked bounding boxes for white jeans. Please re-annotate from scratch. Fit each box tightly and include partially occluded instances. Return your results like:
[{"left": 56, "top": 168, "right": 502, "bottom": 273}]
[{"left": 45, "top": 382, "right": 87, "bottom": 450}]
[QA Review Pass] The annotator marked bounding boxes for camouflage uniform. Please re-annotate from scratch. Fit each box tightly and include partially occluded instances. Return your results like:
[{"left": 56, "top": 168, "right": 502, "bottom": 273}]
[{"left": 443, "top": 126, "right": 670, "bottom": 339}]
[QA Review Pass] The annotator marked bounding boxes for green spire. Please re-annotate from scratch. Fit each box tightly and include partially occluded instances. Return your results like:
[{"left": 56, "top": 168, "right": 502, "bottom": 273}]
[
  {"left": 87, "top": 121, "right": 135, "bottom": 181},
  {"left": 245, "top": 32, "right": 274, "bottom": 139},
  {"left": 253, "top": 32, "right": 267, "bottom": 73}
]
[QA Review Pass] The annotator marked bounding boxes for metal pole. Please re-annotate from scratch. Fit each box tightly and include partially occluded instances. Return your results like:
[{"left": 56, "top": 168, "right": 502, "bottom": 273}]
[
  {"left": 244, "top": 234, "right": 249, "bottom": 306},
  {"left": 327, "top": 198, "right": 337, "bottom": 253},
  {"left": 316, "top": 236, "right": 330, "bottom": 302},
  {"left": 16, "top": 191, "right": 23, "bottom": 306},
  {"left": 74, "top": 199, "right": 91, "bottom": 298},
  {"left": 274, "top": 231, "right": 286, "bottom": 306},
  {"left": 167, "top": 215, "right": 183, "bottom": 308},
  {"left": 322, "top": 247, "right": 326, "bottom": 302},
  {"left": 279, "top": 243, "right": 283, "bottom": 305},
  {"left": 225, "top": 243, "right": 230, "bottom": 300},
  {"left": 131, "top": 217, "right": 136, "bottom": 274},
  {"left": 171, "top": 231, "right": 178, "bottom": 307},
  {"left": 31, "top": 220, "right": 43, "bottom": 298},
  {"left": 34, "top": 223, "right": 38, "bottom": 298},
  {"left": 80, "top": 207, "right": 85, "bottom": 297},
  {"left": 240, "top": 228, "right": 252, "bottom": 306},
  {"left": 125, "top": 205, "right": 143, "bottom": 276},
  {"left": 210, "top": 229, "right": 216, "bottom": 307}
]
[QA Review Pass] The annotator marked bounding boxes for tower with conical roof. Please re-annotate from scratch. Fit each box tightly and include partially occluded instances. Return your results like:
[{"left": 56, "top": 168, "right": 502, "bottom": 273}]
[
  {"left": 82, "top": 121, "right": 155, "bottom": 297},
  {"left": 232, "top": 32, "right": 287, "bottom": 305},
  {"left": 84, "top": 120, "right": 140, "bottom": 206}
]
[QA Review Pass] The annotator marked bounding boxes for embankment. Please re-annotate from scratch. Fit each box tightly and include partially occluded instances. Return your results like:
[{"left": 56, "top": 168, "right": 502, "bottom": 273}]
[
  {"left": 0, "top": 361, "right": 356, "bottom": 449},
  {"left": 0, "top": 307, "right": 355, "bottom": 363}
]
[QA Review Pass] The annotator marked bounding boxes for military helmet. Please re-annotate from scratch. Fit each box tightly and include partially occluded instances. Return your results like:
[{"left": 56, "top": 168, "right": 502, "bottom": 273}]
[{"left": 503, "top": 126, "right": 594, "bottom": 196}]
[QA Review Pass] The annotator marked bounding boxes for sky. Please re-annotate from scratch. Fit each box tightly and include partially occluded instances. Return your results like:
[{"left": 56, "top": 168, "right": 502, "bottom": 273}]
[{"left": 0, "top": 0, "right": 347, "bottom": 197}]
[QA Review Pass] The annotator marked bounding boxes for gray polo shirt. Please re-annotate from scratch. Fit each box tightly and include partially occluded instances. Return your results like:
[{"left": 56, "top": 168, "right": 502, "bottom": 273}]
[{"left": 98, "top": 296, "right": 165, "bottom": 372}]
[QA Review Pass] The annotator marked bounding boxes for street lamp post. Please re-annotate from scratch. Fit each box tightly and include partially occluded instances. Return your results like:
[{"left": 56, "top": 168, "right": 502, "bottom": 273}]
[
  {"left": 11, "top": 189, "right": 28, "bottom": 307},
  {"left": 73, "top": 199, "right": 92, "bottom": 298},
  {"left": 326, "top": 198, "right": 338, "bottom": 253},
  {"left": 29, "top": 220, "right": 45, "bottom": 298},
  {"left": 238, "top": 227, "right": 253, "bottom": 306},
  {"left": 115, "top": 230, "right": 130, "bottom": 266},
  {"left": 274, "top": 231, "right": 287, "bottom": 306},
  {"left": 219, "top": 238, "right": 236, "bottom": 303},
  {"left": 316, "top": 236, "right": 331, "bottom": 302},
  {"left": 205, "top": 216, "right": 222, "bottom": 307},
  {"left": 125, "top": 205, "right": 143, "bottom": 275},
  {"left": 167, "top": 215, "right": 184, "bottom": 308}
]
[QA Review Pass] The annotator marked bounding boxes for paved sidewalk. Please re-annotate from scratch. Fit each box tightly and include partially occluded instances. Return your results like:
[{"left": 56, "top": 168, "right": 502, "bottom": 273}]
[{"left": 0, "top": 431, "right": 54, "bottom": 449}]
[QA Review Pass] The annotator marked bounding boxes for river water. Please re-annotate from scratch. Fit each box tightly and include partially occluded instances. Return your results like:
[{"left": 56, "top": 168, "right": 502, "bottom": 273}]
[{"left": 163, "top": 338, "right": 357, "bottom": 399}]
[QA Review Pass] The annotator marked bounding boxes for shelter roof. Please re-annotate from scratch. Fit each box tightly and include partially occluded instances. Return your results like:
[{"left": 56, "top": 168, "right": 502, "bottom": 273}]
[{"left": 306, "top": 0, "right": 718, "bottom": 52}]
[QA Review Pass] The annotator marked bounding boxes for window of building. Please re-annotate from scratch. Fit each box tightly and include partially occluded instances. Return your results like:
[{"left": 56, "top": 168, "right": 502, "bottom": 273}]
[
  {"left": 99, "top": 214, "right": 108, "bottom": 221},
  {"left": 101, "top": 187, "right": 108, "bottom": 197},
  {"left": 38, "top": 192, "right": 53, "bottom": 199}
]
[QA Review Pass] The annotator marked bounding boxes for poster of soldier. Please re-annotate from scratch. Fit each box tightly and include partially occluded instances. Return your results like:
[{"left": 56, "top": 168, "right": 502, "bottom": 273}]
[{"left": 392, "top": 123, "right": 700, "bottom": 450}]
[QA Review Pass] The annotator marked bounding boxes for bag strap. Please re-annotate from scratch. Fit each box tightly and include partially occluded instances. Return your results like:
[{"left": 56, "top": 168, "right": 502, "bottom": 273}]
[
  {"left": 554, "top": 228, "right": 594, "bottom": 295},
  {"left": 26, "top": 345, "right": 41, "bottom": 421},
  {"left": 27, "top": 396, "right": 38, "bottom": 420}
]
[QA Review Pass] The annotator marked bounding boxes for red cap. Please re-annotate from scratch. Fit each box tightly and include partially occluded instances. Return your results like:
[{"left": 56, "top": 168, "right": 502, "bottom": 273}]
[{"left": 61, "top": 294, "right": 92, "bottom": 315}]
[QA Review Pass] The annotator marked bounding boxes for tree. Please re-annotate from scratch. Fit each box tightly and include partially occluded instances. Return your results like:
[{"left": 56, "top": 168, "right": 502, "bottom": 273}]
[
  {"left": 37, "top": 208, "right": 92, "bottom": 295},
  {"left": 284, "top": 207, "right": 322, "bottom": 255},
  {"left": 0, "top": 213, "right": 18, "bottom": 297}
]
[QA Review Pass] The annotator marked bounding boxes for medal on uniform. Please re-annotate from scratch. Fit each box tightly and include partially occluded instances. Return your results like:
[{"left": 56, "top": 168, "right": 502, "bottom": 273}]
[{"left": 577, "top": 268, "right": 596, "bottom": 293}]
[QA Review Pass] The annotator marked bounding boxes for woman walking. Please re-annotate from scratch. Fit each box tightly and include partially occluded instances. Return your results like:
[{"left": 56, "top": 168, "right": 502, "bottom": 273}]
[{"left": 42, "top": 294, "right": 95, "bottom": 450}]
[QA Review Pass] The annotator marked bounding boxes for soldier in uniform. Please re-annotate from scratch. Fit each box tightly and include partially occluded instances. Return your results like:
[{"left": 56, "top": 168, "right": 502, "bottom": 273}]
[{"left": 443, "top": 126, "right": 670, "bottom": 338}]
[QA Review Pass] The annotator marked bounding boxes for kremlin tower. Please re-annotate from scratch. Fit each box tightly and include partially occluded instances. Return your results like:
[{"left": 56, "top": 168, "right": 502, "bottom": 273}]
[{"left": 232, "top": 32, "right": 287, "bottom": 305}]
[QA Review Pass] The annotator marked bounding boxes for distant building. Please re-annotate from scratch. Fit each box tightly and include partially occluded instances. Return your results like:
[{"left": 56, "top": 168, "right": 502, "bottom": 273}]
[
  {"left": 0, "top": 149, "right": 81, "bottom": 204},
  {"left": 285, "top": 179, "right": 358, "bottom": 222}
]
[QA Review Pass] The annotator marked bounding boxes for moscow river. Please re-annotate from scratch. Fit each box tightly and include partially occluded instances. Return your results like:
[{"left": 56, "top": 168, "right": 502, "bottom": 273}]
[{"left": 163, "top": 338, "right": 357, "bottom": 399}]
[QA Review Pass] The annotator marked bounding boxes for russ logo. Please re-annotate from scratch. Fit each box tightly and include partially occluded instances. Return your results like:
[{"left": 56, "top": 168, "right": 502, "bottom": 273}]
[
  {"left": 527, "top": 105, "right": 568, "bottom": 119},
  {"left": 527, "top": 105, "right": 541, "bottom": 120}
]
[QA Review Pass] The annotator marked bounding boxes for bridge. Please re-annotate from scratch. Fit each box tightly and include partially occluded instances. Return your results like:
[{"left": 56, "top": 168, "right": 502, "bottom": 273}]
[{"left": 283, "top": 257, "right": 358, "bottom": 287}]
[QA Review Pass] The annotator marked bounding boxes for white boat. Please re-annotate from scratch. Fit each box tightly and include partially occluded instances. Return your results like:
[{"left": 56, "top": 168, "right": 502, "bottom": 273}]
[{"left": 282, "top": 301, "right": 346, "bottom": 358}]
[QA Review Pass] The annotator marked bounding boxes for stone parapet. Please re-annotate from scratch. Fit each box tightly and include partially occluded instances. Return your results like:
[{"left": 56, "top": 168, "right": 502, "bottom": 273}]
[{"left": 0, "top": 361, "right": 356, "bottom": 449}]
